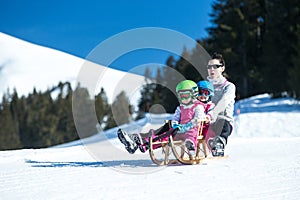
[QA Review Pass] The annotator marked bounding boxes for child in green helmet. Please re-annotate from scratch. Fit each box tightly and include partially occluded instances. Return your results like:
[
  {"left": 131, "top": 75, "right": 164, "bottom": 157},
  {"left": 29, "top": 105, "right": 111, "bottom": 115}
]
[
  {"left": 170, "top": 80, "right": 207, "bottom": 155},
  {"left": 117, "top": 80, "right": 208, "bottom": 156}
]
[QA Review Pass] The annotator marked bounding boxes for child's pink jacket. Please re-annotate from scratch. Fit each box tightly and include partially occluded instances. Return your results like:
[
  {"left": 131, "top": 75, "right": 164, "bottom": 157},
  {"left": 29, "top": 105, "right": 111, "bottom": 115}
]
[{"left": 171, "top": 100, "right": 207, "bottom": 147}]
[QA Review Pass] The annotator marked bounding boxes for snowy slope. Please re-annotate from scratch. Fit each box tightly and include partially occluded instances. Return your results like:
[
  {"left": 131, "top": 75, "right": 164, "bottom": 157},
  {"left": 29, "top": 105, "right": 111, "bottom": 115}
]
[
  {"left": 0, "top": 33, "right": 145, "bottom": 104},
  {"left": 1, "top": 94, "right": 300, "bottom": 199},
  {"left": 234, "top": 94, "right": 300, "bottom": 138}
]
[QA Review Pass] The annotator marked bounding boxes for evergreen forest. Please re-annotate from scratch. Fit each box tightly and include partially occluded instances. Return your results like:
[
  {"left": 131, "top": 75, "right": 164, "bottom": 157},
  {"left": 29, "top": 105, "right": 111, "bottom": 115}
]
[{"left": 138, "top": 0, "right": 300, "bottom": 115}]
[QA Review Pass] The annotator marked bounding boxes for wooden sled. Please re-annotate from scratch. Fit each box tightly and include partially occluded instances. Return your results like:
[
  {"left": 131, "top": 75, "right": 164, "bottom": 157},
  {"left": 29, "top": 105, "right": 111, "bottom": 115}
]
[{"left": 148, "top": 120, "right": 208, "bottom": 165}]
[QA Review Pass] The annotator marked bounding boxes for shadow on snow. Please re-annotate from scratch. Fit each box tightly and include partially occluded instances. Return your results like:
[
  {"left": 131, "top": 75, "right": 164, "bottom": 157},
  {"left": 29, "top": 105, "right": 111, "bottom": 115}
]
[{"left": 25, "top": 159, "right": 157, "bottom": 168}]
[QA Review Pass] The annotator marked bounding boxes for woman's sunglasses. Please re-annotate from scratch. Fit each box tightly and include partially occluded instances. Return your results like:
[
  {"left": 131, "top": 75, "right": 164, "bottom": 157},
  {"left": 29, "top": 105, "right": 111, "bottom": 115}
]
[{"left": 207, "top": 64, "right": 223, "bottom": 69}]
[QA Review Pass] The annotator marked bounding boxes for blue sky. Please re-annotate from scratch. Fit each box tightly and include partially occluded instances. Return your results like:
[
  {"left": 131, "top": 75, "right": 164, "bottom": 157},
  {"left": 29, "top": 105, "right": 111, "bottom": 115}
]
[{"left": 1, "top": 0, "right": 214, "bottom": 72}]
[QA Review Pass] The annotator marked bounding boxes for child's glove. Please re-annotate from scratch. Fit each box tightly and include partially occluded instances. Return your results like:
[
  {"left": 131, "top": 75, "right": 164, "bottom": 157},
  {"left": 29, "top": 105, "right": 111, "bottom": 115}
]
[
  {"left": 172, "top": 123, "right": 182, "bottom": 131},
  {"left": 177, "top": 122, "right": 193, "bottom": 134}
]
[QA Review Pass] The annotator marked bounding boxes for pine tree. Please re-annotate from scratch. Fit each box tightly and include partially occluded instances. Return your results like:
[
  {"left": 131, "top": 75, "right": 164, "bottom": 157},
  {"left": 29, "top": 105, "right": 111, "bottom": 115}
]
[
  {"left": 95, "top": 87, "right": 111, "bottom": 130},
  {"left": 54, "top": 82, "right": 78, "bottom": 145},
  {"left": 261, "top": 0, "right": 300, "bottom": 96},
  {"left": 288, "top": 23, "right": 300, "bottom": 98},
  {"left": 0, "top": 94, "right": 21, "bottom": 150},
  {"left": 161, "top": 56, "right": 183, "bottom": 113},
  {"left": 137, "top": 68, "right": 154, "bottom": 118},
  {"left": 203, "top": 0, "right": 266, "bottom": 97},
  {"left": 111, "top": 91, "right": 132, "bottom": 126},
  {"left": 72, "top": 86, "right": 98, "bottom": 139}
]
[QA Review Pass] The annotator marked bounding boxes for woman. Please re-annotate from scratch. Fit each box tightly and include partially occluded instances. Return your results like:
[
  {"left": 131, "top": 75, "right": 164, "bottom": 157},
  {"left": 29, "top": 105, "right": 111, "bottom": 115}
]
[{"left": 206, "top": 52, "right": 236, "bottom": 157}]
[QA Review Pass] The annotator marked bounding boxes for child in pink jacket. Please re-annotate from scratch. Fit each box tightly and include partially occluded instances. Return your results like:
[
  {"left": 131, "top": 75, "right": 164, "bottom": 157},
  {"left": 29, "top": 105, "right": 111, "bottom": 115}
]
[
  {"left": 118, "top": 80, "right": 209, "bottom": 155},
  {"left": 196, "top": 80, "right": 215, "bottom": 141}
]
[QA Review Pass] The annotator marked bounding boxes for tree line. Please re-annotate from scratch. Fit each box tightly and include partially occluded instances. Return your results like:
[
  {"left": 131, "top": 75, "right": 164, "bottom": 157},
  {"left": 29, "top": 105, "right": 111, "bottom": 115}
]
[{"left": 0, "top": 82, "right": 132, "bottom": 150}]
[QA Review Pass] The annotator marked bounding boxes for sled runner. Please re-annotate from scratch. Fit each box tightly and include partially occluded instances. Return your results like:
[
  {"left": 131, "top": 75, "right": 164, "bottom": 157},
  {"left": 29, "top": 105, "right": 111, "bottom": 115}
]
[
  {"left": 148, "top": 120, "right": 208, "bottom": 165},
  {"left": 148, "top": 127, "right": 179, "bottom": 165}
]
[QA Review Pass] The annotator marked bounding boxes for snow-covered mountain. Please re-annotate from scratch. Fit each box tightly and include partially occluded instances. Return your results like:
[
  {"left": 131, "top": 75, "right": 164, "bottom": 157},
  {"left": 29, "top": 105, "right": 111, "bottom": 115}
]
[
  {"left": 1, "top": 94, "right": 300, "bottom": 199},
  {"left": 0, "top": 32, "right": 145, "bottom": 104}
]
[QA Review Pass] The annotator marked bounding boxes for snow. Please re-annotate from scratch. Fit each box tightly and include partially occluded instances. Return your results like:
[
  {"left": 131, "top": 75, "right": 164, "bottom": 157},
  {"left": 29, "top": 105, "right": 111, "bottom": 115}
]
[
  {"left": 1, "top": 34, "right": 300, "bottom": 199},
  {"left": 1, "top": 94, "right": 300, "bottom": 199}
]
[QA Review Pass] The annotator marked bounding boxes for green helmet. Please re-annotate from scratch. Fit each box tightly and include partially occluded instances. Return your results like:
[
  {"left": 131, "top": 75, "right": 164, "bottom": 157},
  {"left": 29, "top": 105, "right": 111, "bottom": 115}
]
[{"left": 176, "top": 80, "right": 198, "bottom": 105}]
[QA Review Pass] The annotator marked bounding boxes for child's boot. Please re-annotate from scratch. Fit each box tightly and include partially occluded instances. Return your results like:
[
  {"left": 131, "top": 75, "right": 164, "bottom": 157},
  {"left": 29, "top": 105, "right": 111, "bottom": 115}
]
[
  {"left": 117, "top": 129, "right": 138, "bottom": 154},
  {"left": 133, "top": 133, "right": 148, "bottom": 153},
  {"left": 185, "top": 140, "right": 196, "bottom": 157}
]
